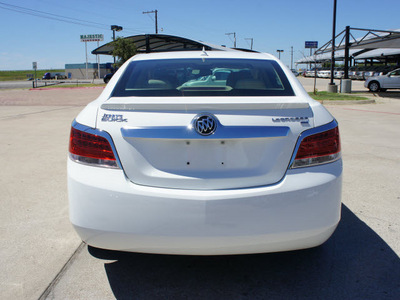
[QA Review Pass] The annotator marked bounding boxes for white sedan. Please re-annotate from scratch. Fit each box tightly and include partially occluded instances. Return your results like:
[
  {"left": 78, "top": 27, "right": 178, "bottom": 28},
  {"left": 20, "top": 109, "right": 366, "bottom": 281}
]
[
  {"left": 68, "top": 49, "right": 342, "bottom": 255},
  {"left": 365, "top": 68, "right": 400, "bottom": 92}
]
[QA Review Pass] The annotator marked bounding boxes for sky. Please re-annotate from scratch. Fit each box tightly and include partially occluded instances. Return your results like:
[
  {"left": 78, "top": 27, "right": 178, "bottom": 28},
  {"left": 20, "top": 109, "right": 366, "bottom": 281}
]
[{"left": 0, "top": 0, "right": 399, "bottom": 70}]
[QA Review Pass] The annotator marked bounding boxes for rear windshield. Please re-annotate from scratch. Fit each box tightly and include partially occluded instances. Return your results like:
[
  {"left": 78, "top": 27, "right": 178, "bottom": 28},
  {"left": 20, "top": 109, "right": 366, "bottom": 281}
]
[{"left": 112, "top": 58, "right": 295, "bottom": 97}]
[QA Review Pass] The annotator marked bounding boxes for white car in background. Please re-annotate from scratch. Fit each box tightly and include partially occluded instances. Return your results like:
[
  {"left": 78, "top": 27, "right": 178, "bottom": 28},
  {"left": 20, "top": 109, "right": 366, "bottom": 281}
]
[
  {"left": 317, "top": 70, "right": 330, "bottom": 78},
  {"left": 365, "top": 68, "right": 400, "bottom": 92},
  {"left": 68, "top": 49, "right": 342, "bottom": 255},
  {"left": 305, "top": 70, "right": 317, "bottom": 77},
  {"left": 334, "top": 70, "right": 344, "bottom": 79}
]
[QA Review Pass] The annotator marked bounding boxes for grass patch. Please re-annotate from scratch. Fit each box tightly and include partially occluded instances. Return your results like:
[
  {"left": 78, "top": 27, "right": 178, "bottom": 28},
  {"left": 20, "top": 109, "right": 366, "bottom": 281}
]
[
  {"left": 308, "top": 91, "right": 368, "bottom": 101},
  {"left": 0, "top": 69, "right": 65, "bottom": 81}
]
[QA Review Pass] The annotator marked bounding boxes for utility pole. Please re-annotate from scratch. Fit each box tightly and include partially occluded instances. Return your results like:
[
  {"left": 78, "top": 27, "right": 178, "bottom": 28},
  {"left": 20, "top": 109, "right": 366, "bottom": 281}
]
[
  {"left": 276, "top": 49, "right": 284, "bottom": 59},
  {"left": 143, "top": 10, "right": 158, "bottom": 34},
  {"left": 291, "top": 46, "right": 294, "bottom": 70},
  {"left": 245, "top": 38, "right": 254, "bottom": 50},
  {"left": 225, "top": 32, "right": 236, "bottom": 48}
]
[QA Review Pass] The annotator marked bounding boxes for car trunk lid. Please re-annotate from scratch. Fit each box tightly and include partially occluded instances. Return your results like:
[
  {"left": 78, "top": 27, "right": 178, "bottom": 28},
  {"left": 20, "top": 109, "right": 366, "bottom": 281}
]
[{"left": 96, "top": 97, "right": 314, "bottom": 190}]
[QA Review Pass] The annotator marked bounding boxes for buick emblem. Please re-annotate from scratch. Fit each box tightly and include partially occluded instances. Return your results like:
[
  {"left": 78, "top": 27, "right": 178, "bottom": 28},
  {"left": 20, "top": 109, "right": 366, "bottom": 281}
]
[{"left": 193, "top": 114, "right": 217, "bottom": 136}]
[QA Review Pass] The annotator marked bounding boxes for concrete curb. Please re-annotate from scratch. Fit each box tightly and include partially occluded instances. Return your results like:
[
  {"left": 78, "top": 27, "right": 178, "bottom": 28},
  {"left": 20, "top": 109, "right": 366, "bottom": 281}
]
[
  {"left": 319, "top": 99, "right": 376, "bottom": 105},
  {"left": 38, "top": 242, "right": 85, "bottom": 300},
  {"left": 29, "top": 86, "right": 105, "bottom": 91}
]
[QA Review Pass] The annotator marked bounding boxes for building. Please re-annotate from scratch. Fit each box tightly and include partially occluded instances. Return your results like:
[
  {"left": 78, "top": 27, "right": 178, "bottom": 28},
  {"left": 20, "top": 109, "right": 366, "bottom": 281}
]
[{"left": 65, "top": 63, "right": 114, "bottom": 80}]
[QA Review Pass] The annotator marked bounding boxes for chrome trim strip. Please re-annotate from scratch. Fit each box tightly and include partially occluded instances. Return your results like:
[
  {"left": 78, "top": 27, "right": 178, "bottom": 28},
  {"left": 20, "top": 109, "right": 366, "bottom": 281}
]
[
  {"left": 71, "top": 120, "right": 123, "bottom": 169},
  {"left": 288, "top": 119, "right": 340, "bottom": 169},
  {"left": 101, "top": 102, "right": 310, "bottom": 111},
  {"left": 121, "top": 124, "right": 289, "bottom": 140}
]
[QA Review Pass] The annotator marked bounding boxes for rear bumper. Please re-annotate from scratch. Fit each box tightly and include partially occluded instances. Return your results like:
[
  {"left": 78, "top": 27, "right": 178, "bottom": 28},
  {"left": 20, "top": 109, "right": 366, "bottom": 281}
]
[{"left": 68, "top": 159, "right": 342, "bottom": 255}]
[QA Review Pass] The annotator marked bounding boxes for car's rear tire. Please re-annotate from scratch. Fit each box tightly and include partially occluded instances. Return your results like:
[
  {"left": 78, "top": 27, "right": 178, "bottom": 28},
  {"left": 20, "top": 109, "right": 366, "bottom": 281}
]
[
  {"left": 104, "top": 78, "right": 110, "bottom": 84},
  {"left": 368, "top": 81, "right": 380, "bottom": 92}
]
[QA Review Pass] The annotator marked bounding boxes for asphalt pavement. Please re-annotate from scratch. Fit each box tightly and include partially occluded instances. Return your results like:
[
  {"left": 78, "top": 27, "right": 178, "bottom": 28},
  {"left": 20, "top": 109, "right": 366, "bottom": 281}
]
[{"left": 0, "top": 78, "right": 399, "bottom": 299}]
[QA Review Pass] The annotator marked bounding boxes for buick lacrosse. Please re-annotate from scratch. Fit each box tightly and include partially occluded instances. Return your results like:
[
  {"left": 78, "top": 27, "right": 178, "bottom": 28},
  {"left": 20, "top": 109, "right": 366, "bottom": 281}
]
[{"left": 68, "top": 49, "right": 342, "bottom": 255}]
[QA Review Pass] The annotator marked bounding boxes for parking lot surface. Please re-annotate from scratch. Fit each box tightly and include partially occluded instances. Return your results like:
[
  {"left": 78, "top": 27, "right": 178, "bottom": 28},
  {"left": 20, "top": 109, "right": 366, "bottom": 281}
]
[{"left": 0, "top": 78, "right": 399, "bottom": 299}]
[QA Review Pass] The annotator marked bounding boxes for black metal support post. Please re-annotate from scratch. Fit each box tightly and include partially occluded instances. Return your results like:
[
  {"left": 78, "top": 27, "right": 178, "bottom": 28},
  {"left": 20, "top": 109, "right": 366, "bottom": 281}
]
[
  {"left": 329, "top": 0, "right": 337, "bottom": 85},
  {"left": 344, "top": 26, "right": 350, "bottom": 79},
  {"left": 145, "top": 34, "right": 150, "bottom": 53},
  {"left": 155, "top": 10, "right": 158, "bottom": 34}
]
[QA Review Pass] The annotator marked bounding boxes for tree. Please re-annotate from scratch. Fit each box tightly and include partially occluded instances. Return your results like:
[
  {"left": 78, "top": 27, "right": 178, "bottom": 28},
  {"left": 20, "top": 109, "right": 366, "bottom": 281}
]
[{"left": 111, "top": 37, "right": 137, "bottom": 68}]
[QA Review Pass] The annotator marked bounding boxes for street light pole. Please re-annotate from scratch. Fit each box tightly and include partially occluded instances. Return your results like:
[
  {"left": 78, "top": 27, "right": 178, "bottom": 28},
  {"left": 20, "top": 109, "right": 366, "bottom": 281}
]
[
  {"left": 276, "top": 49, "right": 284, "bottom": 59},
  {"left": 111, "top": 25, "right": 123, "bottom": 65}
]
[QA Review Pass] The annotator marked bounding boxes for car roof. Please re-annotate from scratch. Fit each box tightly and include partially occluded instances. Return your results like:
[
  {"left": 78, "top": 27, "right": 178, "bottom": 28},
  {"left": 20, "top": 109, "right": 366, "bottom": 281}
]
[{"left": 128, "top": 50, "right": 277, "bottom": 62}]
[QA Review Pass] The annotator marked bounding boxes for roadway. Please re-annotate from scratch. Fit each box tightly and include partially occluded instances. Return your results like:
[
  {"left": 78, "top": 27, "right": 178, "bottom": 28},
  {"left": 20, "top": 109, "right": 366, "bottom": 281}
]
[{"left": 0, "top": 79, "right": 104, "bottom": 90}]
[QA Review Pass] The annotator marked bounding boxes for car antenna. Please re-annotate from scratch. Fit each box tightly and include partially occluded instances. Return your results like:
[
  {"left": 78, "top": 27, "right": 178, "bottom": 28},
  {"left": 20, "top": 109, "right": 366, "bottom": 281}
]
[{"left": 201, "top": 47, "right": 208, "bottom": 62}]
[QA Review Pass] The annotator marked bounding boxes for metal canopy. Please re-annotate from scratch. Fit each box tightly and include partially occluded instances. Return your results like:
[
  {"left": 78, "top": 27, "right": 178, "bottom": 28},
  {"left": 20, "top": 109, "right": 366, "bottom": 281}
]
[
  {"left": 91, "top": 34, "right": 227, "bottom": 55},
  {"left": 296, "top": 49, "right": 362, "bottom": 63},
  {"left": 296, "top": 48, "right": 400, "bottom": 64},
  {"left": 354, "top": 48, "right": 400, "bottom": 59},
  {"left": 297, "top": 27, "right": 400, "bottom": 79},
  {"left": 349, "top": 28, "right": 400, "bottom": 49}
]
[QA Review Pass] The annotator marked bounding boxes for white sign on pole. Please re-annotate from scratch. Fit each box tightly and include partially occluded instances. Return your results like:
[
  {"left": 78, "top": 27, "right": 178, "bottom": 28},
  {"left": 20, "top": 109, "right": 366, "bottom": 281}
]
[
  {"left": 80, "top": 34, "right": 104, "bottom": 42},
  {"left": 80, "top": 34, "right": 103, "bottom": 80}
]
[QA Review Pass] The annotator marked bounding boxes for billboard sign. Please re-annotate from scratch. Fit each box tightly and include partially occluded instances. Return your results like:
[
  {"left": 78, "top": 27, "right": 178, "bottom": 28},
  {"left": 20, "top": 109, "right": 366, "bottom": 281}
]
[
  {"left": 305, "top": 41, "right": 318, "bottom": 49},
  {"left": 80, "top": 34, "right": 104, "bottom": 42}
]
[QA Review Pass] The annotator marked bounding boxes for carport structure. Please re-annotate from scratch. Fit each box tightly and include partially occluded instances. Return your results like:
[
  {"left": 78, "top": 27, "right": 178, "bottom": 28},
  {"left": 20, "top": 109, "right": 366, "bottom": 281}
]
[
  {"left": 297, "top": 27, "right": 400, "bottom": 79},
  {"left": 92, "top": 34, "right": 227, "bottom": 55}
]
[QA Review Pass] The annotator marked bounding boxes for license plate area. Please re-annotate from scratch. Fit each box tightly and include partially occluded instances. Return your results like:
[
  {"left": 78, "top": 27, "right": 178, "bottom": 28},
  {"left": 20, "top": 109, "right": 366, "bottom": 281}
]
[{"left": 129, "top": 137, "right": 272, "bottom": 177}]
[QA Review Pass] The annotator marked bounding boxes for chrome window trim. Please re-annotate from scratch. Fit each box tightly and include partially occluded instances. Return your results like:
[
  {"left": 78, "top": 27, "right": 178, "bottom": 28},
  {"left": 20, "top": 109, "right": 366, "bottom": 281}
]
[
  {"left": 101, "top": 102, "right": 310, "bottom": 111},
  {"left": 288, "top": 119, "right": 340, "bottom": 169},
  {"left": 70, "top": 120, "right": 123, "bottom": 169}
]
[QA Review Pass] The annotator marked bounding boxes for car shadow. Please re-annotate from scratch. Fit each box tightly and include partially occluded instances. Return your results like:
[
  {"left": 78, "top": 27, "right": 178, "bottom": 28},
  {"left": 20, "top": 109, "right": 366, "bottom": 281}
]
[
  {"left": 352, "top": 90, "right": 400, "bottom": 99},
  {"left": 89, "top": 205, "right": 400, "bottom": 300},
  {"left": 374, "top": 91, "right": 400, "bottom": 99}
]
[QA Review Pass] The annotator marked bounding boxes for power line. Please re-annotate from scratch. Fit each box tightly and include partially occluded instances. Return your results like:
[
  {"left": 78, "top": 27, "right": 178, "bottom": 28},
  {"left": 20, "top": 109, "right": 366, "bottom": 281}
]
[
  {"left": 37, "top": 0, "right": 152, "bottom": 34},
  {"left": 1, "top": 1, "right": 144, "bottom": 34},
  {"left": 0, "top": 1, "right": 109, "bottom": 29},
  {"left": 0, "top": 1, "right": 151, "bottom": 36}
]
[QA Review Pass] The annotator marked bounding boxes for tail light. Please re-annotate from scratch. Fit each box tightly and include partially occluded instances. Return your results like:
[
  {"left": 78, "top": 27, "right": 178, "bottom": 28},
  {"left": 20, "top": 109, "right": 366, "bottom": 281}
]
[
  {"left": 69, "top": 127, "right": 119, "bottom": 168},
  {"left": 291, "top": 126, "right": 341, "bottom": 168}
]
